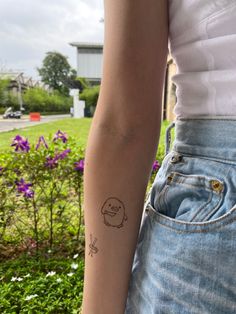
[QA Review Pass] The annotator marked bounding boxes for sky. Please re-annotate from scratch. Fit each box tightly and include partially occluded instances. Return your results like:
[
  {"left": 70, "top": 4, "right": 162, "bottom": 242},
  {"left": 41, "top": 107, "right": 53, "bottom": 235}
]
[{"left": 0, "top": 0, "right": 104, "bottom": 80}]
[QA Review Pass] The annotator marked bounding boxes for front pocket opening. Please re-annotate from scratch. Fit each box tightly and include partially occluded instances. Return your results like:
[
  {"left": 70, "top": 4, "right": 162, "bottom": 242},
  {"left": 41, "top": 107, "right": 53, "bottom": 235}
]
[{"left": 152, "top": 171, "right": 225, "bottom": 223}]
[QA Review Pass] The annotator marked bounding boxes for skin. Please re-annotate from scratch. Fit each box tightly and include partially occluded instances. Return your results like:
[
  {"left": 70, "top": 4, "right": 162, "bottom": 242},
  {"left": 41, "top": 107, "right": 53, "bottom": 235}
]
[{"left": 82, "top": 1, "right": 168, "bottom": 313}]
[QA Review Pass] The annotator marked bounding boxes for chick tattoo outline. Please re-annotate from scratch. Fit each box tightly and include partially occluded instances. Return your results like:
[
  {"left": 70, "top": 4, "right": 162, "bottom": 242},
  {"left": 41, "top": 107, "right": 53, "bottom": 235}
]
[{"left": 101, "top": 197, "right": 128, "bottom": 228}]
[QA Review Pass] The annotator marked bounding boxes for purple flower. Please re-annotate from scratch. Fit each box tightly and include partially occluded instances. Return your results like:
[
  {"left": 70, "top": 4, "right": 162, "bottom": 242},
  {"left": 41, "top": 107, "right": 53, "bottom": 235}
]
[
  {"left": 0, "top": 166, "right": 3, "bottom": 176},
  {"left": 15, "top": 178, "right": 34, "bottom": 198},
  {"left": 11, "top": 135, "right": 30, "bottom": 152},
  {"left": 36, "top": 136, "right": 48, "bottom": 150},
  {"left": 58, "top": 149, "right": 71, "bottom": 160},
  {"left": 45, "top": 149, "right": 71, "bottom": 169},
  {"left": 152, "top": 160, "right": 160, "bottom": 172},
  {"left": 45, "top": 156, "right": 59, "bottom": 169},
  {"left": 23, "top": 189, "right": 34, "bottom": 198},
  {"left": 74, "top": 159, "right": 84, "bottom": 172},
  {"left": 53, "top": 130, "right": 68, "bottom": 143}
]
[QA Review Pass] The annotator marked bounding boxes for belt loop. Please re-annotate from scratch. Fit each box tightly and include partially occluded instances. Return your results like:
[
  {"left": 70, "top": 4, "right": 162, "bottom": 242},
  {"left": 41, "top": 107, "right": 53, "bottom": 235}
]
[{"left": 165, "top": 120, "right": 176, "bottom": 156}]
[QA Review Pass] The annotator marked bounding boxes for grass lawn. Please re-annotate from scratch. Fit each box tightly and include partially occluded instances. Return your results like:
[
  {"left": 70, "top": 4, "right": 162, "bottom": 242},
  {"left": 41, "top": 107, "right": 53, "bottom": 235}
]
[
  {"left": 0, "top": 118, "right": 92, "bottom": 151},
  {"left": 0, "top": 117, "right": 174, "bottom": 162}
]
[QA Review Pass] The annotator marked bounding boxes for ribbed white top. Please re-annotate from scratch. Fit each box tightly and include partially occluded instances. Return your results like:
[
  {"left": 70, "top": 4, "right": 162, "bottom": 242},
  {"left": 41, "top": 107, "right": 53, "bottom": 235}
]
[{"left": 168, "top": 0, "right": 236, "bottom": 118}]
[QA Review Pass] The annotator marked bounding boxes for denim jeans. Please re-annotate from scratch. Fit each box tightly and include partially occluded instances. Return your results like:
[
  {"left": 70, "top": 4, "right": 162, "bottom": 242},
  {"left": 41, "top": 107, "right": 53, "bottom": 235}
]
[{"left": 124, "top": 117, "right": 236, "bottom": 314}]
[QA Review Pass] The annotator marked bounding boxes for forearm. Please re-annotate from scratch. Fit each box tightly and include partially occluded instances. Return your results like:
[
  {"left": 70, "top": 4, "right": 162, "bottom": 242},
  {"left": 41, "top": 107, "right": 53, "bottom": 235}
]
[
  {"left": 81, "top": 0, "right": 168, "bottom": 311},
  {"left": 81, "top": 120, "right": 161, "bottom": 314}
]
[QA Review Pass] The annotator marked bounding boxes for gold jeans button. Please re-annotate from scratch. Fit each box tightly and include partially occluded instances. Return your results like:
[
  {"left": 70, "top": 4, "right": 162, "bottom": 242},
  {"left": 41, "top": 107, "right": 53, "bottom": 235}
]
[
  {"left": 210, "top": 180, "right": 224, "bottom": 193},
  {"left": 170, "top": 153, "right": 183, "bottom": 163},
  {"left": 167, "top": 173, "right": 174, "bottom": 183}
]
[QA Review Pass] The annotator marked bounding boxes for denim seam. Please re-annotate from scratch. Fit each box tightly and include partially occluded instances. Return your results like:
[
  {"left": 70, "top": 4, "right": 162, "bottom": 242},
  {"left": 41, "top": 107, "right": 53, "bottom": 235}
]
[
  {"left": 177, "top": 117, "right": 236, "bottom": 121},
  {"left": 149, "top": 213, "right": 236, "bottom": 234},
  {"left": 203, "top": 195, "right": 225, "bottom": 222},
  {"left": 189, "top": 191, "right": 214, "bottom": 222},
  {"left": 169, "top": 180, "right": 213, "bottom": 192},
  {"left": 147, "top": 205, "right": 236, "bottom": 231},
  {"left": 167, "top": 170, "right": 223, "bottom": 192},
  {"left": 192, "top": 191, "right": 223, "bottom": 222},
  {"left": 172, "top": 149, "right": 236, "bottom": 166},
  {"left": 171, "top": 170, "right": 222, "bottom": 182},
  {"left": 163, "top": 185, "right": 172, "bottom": 213},
  {"left": 150, "top": 204, "right": 236, "bottom": 225}
]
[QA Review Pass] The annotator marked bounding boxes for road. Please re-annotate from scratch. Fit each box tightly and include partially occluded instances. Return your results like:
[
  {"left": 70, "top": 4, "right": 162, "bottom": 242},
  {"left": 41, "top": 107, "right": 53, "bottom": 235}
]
[{"left": 0, "top": 114, "right": 71, "bottom": 132}]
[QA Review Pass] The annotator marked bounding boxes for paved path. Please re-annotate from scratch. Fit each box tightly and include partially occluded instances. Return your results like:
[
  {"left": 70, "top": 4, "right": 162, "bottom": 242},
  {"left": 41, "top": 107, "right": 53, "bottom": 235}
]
[{"left": 0, "top": 114, "right": 71, "bottom": 132}]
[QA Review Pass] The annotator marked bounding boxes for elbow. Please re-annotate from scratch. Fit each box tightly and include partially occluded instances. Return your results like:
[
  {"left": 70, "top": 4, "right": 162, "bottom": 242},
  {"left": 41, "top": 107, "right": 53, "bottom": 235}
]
[{"left": 95, "top": 121, "right": 139, "bottom": 144}]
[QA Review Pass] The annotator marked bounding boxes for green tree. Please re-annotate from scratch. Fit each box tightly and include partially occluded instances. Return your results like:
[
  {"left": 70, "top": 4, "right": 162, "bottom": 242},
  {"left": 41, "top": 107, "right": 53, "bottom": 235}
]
[
  {"left": 80, "top": 85, "right": 100, "bottom": 116},
  {"left": 5, "top": 92, "right": 19, "bottom": 111},
  {"left": 0, "top": 79, "right": 9, "bottom": 106},
  {"left": 76, "top": 77, "right": 92, "bottom": 90},
  {"left": 37, "top": 51, "right": 75, "bottom": 96}
]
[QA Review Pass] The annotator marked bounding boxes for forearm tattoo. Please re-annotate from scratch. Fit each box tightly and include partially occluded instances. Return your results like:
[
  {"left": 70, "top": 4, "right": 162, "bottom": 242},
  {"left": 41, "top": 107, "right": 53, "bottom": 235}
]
[
  {"left": 88, "top": 198, "right": 127, "bottom": 257},
  {"left": 88, "top": 233, "right": 99, "bottom": 257},
  {"left": 101, "top": 197, "right": 128, "bottom": 228}
]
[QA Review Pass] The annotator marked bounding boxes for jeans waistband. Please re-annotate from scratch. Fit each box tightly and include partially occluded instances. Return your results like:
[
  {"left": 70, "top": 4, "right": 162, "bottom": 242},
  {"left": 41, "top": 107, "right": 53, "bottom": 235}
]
[{"left": 166, "top": 117, "right": 236, "bottom": 163}]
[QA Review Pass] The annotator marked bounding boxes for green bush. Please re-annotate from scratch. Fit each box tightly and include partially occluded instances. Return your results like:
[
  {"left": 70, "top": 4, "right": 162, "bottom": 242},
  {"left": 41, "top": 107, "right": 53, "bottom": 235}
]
[
  {"left": 76, "top": 77, "right": 92, "bottom": 90},
  {"left": 45, "top": 91, "right": 72, "bottom": 113},
  {"left": 79, "top": 85, "right": 100, "bottom": 116},
  {"left": 5, "top": 92, "right": 20, "bottom": 111},
  {"left": 23, "top": 88, "right": 72, "bottom": 113},
  {"left": 23, "top": 88, "right": 48, "bottom": 112},
  {"left": 0, "top": 107, "right": 6, "bottom": 114}
]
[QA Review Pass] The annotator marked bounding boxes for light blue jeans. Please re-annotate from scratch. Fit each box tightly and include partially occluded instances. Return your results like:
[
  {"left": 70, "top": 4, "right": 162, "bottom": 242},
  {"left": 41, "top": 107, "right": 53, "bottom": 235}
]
[{"left": 125, "top": 117, "right": 236, "bottom": 314}]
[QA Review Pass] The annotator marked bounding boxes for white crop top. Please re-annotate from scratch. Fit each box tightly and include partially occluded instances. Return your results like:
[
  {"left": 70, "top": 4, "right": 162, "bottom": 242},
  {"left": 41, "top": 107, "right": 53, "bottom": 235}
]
[{"left": 168, "top": 0, "right": 236, "bottom": 119}]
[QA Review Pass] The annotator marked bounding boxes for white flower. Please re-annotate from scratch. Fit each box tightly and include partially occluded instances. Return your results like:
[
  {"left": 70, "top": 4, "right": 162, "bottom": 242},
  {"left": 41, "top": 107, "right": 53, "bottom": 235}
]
[
  {"left": 56, "top": 278, "right": 62, "bottom": 283},
  {"left": 24, "top": 274, "right": 31, "bottom": 278},
  {"left": 25, "top": 294, "right": 38, "bottom": 301},
  {"left": 46, "top": 271, "right": 56, "bottom": 277},
  {"left": 67, "top": 272, "right": 74, "bottom": 277},
  {"left": 11, "top": 276, "right": 23, "bottom": 282},
  {"left": 73, "top": 253, "right": 79, "bottom": 259},
  {"left": 71, "top": 263, "right": 78, "bottom": 270},
  {"left": 48, "top": 249, "right": 52, "bottom": 253}
]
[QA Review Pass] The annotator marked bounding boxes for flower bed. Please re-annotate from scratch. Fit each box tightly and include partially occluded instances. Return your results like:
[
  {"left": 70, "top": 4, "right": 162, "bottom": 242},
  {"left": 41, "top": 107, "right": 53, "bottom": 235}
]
[
  {"left": 0, "top": 254, "right": 84, "bottom": 313},
  {"left": 0, "top": 130, "right": 160, "bottom": 259},
  {"left": 0, "top": 130, "right": 85, "bottom": 259}
]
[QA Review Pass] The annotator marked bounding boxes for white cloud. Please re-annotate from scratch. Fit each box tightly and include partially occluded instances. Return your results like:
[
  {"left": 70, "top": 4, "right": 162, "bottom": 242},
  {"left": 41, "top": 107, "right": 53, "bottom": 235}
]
[{"left": 0, "top": 0, "right": 104, "bottom": 79}]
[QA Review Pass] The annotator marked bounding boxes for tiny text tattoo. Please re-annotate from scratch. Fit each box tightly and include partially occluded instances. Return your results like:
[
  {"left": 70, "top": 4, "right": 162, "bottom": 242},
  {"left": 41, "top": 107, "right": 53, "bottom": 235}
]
[
  {"left": 88, "top": 233, "right": 98, "bottom": 257},
  {"left": 101, "top": 197, "right": 128, "bottom": 228}
]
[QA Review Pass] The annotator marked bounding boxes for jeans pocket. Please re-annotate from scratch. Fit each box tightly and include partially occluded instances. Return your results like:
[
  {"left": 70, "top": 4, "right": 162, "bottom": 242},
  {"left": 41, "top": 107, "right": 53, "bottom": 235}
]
[{"left": 156, "top": 171, "right": 225, "bottom": 222}]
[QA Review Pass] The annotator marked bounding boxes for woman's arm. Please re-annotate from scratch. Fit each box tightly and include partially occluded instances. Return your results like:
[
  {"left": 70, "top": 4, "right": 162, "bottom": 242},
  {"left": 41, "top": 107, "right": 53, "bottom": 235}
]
[{"left": 81, "top": 1, "right": 168, "bottom": 313}]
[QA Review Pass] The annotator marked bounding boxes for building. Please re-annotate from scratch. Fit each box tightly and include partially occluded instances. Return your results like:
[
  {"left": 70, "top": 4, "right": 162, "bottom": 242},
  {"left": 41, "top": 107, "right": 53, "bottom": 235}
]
[
  {"left": 0, "top": 71, "right": 52, "bottom": 111},
  {"left": 0, "top": 72, "right": 51, "bottom": 94},
  {"left": 69, "top": 42, "right": 103, "bottom": 86},
  {"left": 70, "top": 42, "right": 177, "bottom": 121}
]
